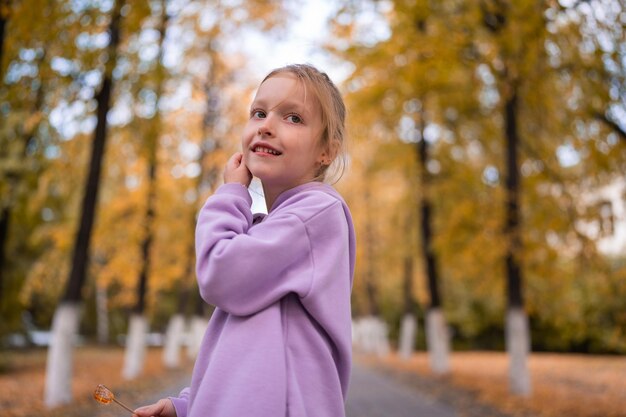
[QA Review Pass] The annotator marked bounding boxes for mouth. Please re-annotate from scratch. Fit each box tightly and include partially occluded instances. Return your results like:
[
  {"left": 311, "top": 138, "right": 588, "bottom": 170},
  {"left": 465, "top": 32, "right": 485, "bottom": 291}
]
[{"left": 252, "top": 145, "right": 282, "bottom": 156}]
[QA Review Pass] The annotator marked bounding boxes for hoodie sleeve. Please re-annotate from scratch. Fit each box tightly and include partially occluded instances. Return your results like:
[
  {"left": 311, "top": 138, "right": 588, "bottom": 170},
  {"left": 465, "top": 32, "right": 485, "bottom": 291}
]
[
  {"left": 169, "top": 387, "right": 189, "bottom": 417},
  {"left": 195, "top": 183, "right": 328, "bottom": 316}
]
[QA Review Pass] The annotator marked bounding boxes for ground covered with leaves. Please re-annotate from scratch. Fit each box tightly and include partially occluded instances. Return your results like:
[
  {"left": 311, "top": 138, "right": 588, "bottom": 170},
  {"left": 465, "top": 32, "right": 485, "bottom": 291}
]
[
  {"left": 1, "top": 347, "right": 625, "bottom": 417},
  {"left": 0, "top": 346, "right": 192, "bottom": 417},
  {"left": 364, "top": 351, "right": 626, "bottom": 417}
]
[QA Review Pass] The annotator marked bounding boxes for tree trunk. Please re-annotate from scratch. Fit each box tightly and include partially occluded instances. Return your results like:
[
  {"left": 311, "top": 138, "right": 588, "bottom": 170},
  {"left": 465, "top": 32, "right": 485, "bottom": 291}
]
[
  {"left": 426, "top": 308, "right": 449, "bottom": 373},
  {"left": 0, "top": 46, "right": 47, "bottom": 311},
  {"left": 480, "top": 1, "right": 532, "bottom": 397},
  {"left": 181, "top": 125, "right": 220, "bottom": 363},
  {"left": 399, "top": 256, "right": 418, "bottom": 360},
  {"left": 164, "top": 215, "right": 195, "bottom": 366},
  {"left": 44, "top": 303, "right": 81, "bottom": 407},
  {"left": 506, "top": 307, "right": 531, "bottom": 395},
  {"left": 163, "top": 313, "right": 186, "bottom": 368},
  {"left": 125, "top": 155, "right": 156, "bottom": 377},
  {"left": 124, "top": 2, "right": 169, "bottom": 378},
  {"left": 503, "top": 86, "right": 532, "bottom": 396},
  {"left": 362, "top": 184, "right": 379, "bottom": 316},
  {"left": 0, "top": 207, "right": 8, "bottom": 307},
  {"left": 187, "top": 307, "right": 208, "bottom": 360},
  {"left": 95, "top": 283, "right": 109, "bottom": 344},
  {"left": 0, "top": 0, "right": 10, "bottom": 79},
  {"left": 399, "top": 314, "right": 417, "bottom": 360},
  {"left": 359, "top": 183, "right": 389, "bottom": 355},
  {"left": 415, "top": 109, "right": 449, "bottom": 374},
  {"left": 122, "top": 314, "right": 148, "bottom": 379},
  {"left": 44, "top": 1, "right": 124, "bottom": 407}
]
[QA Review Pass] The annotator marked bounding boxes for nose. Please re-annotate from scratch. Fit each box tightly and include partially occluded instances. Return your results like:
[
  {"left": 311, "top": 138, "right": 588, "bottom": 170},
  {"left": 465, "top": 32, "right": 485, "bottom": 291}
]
[{"left": 257, "top": 114, "right": 275, "bottom": 136}]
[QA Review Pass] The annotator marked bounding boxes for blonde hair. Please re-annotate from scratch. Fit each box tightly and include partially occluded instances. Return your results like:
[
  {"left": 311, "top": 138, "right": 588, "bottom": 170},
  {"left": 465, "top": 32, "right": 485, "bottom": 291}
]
[{"left": 262, "top": 63, "right": 347, "bottom": 183}]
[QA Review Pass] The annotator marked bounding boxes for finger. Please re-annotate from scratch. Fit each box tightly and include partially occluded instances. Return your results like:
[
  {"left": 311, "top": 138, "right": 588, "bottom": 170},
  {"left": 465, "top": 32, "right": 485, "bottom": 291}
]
[
  {"left": 132, "top": 408, "right": 148, "bottom": 417},
  {"left": 133, "top": 403, "right": 160, "bottom": 417},
  {"left": 230, "top": 152, "right": 243, "bottom": 166}
]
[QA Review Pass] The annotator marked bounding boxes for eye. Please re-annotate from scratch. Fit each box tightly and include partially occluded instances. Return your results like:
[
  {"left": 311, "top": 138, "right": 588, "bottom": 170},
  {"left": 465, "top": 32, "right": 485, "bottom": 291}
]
[
  {"left": 286, "top": 114, "right": 302, "bottom": 124},
  {"left": 251, "top": 109, "right": 266, "bottom": 119}
]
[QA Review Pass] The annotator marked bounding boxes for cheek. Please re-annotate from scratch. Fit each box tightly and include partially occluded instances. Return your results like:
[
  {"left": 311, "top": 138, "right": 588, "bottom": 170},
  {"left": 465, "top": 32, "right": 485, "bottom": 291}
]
[
  {"left": 241, "top": 125, "right": 255, "bottom": 148},
  {"left": 301, "top": 136, "right": 325, "bottom": 160}
]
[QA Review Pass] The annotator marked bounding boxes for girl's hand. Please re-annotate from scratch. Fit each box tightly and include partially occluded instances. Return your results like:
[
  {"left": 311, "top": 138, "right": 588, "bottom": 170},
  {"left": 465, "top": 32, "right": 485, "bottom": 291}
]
[
  {"left": 132, "top": 398, "right": 177, "bottom": 417},
  {"left": 224, "top": 152, "right": 252, "bottom": 187}
]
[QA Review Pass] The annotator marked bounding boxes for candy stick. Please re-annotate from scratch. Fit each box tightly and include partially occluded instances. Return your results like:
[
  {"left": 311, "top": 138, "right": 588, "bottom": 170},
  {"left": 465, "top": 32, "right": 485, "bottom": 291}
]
[{"left": 93, "top": 384, "right": 135, "bottom": 414}]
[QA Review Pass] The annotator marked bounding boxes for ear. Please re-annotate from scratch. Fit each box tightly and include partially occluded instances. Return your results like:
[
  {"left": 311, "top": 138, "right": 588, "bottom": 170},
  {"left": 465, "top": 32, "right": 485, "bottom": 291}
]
[
  {"left": 317, "top": 151, "right": 332, "bottom": 166},
  {"left": 318, "top": 141, "right": 338, "bottom": 166}
]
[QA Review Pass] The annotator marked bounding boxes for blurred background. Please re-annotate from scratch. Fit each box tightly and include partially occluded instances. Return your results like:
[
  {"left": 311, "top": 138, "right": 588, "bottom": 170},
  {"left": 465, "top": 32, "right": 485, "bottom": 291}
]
[{"left": 0, "top": 0, "right": 625, "bottom": 416}]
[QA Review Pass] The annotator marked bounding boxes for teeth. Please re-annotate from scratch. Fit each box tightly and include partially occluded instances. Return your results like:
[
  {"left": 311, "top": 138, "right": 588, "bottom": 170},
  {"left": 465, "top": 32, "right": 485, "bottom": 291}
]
[{"left": 255, "top": 146, "right": 280, "bottom": 155}]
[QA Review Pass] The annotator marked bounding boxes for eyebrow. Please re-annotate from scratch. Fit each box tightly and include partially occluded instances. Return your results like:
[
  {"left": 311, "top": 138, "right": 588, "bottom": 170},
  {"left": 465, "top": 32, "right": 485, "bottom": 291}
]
[{"left": 250, "top": 98, "right": 309, "bottom": 115}]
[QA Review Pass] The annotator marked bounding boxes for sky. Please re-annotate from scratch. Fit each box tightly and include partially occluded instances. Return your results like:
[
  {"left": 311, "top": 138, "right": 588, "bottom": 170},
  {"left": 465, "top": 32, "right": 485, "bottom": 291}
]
[
  {"left": 235, "top": 0, "right": 391, "bottom": 84},
  {"left": 235, "top": 0, "right": 350, "bottom": 84}
]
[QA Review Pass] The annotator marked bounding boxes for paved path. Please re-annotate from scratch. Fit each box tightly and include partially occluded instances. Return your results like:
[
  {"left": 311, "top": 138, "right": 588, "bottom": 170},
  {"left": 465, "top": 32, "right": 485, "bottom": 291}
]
[
  {"left": 346, "top": 362, "right": 458, "bottom": 417},
  {"left": 91, "top": 362, "right": 458, "bottom": 417}
]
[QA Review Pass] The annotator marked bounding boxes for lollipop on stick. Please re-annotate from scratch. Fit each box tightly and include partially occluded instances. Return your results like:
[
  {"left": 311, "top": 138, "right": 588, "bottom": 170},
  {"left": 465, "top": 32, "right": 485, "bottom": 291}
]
[{"left": 93, "top": 384, "right": 135, "bottom": 414}]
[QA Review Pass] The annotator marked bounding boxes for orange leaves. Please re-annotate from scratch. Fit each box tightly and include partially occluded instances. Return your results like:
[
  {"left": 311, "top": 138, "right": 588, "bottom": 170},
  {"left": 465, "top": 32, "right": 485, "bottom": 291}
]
[
  {"left": 375, "top": 351, "right": 626, "bottom": 417},
  {"left": 0, "top": 347, "right": 192, "bottom": 417}
]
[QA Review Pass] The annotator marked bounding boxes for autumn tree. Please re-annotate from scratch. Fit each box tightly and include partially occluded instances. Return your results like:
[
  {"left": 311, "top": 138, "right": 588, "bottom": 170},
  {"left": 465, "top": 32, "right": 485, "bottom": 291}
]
[
  {"left": 330, "top": 0, "right": 625, "bottom": 367},
  {"left": 473, "top": 0, "right": 538, "bottom": 396},
  {"left": 119, "top": 0, "right": 169, "bottom": 380},
  {"left": 331, "top": 0, "right": 477, "bottom": 372},
  {"left": 468, "top": 0, "right": 625, "bottom": 392},
  {"left": 0, "top": 0, "right": 72, "bottom": 338},
  {"left": 45, "top": 0, "right": 129, "bottom": 407}
]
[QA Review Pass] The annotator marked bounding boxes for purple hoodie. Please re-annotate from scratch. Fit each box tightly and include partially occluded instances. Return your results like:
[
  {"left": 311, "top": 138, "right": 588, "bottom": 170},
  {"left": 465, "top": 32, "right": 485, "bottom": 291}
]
[{"left": 170, "top": 181, "right": 356, "bottom": 417}]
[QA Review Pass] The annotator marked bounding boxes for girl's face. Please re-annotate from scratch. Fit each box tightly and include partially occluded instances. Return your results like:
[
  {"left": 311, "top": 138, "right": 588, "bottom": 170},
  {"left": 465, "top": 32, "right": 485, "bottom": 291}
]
[{"left": 242, "top": 74, "right": 328, "bottom": 194}]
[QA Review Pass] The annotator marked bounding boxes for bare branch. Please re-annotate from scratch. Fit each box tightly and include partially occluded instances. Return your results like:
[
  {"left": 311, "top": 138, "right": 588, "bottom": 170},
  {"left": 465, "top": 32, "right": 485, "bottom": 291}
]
[{"left": 594, "top": 112, "right": 626, "bottom": 143}]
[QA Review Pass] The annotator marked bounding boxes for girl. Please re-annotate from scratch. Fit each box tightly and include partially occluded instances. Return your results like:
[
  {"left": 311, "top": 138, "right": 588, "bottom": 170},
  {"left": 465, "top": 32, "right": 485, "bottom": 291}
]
[{"left": 133, "top": 64, "right": 356, "bottom": 417}]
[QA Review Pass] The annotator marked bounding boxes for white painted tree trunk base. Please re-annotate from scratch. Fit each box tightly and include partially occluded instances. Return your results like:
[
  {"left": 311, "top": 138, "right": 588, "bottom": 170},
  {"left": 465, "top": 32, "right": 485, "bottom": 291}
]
[
  {"left": 506, "top": 307, "right": 532, "bottom": 396},
  {"left": 372, "top": 316, "right": 390, "bottom": 357},
  {"left": 45, "top": 302, "right": 81, "bottom": 408},
  {"left": 122, "top": 314, "right": 147, "bottom": 380},
  {"left": 186, "top": 315, "right": 207, "bottom": 360},
  {"left": 163, "top": 314, "right": 186, "bottom": 368},
  {"left": 359, "top": 317, "right": 377, "bottom": 354},
  {"left": 399, "top": 314, "right": 417, "bottom": 360},
  {"left": 351, "top": 316, "right": 390, "bottom": 357},
  {"left": 351, "top": 319, "right": 363, "bottom": 350},
  {"left": 426, "top": 308, "right": 450, "bottom": 374}
]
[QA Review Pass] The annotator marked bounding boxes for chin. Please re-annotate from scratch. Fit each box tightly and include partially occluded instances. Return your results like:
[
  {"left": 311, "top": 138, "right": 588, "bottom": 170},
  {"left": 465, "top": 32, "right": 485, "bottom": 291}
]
[{"left": 247, "top": 166, "right": 265, "bottom": 179}]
